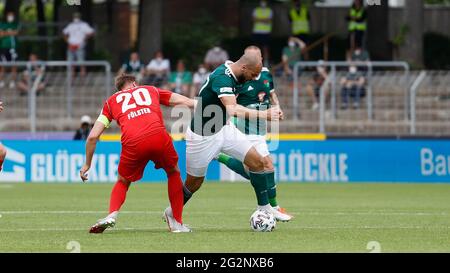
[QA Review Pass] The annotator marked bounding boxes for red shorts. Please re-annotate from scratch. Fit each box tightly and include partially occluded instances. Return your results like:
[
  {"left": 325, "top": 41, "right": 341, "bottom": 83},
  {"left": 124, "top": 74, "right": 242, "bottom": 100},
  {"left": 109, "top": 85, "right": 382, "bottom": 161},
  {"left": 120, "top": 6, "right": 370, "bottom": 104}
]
[{"left": 118, "top": 132, "right": 178, "bottom": 182}]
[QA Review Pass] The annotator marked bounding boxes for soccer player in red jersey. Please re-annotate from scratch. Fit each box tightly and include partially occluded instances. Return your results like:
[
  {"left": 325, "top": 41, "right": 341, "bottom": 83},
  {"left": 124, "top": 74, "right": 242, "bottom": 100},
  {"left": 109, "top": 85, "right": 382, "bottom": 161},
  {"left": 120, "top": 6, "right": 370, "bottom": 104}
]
[
  {"left": 80, "top": 74, "right": 195, "bottom": 233},
  {"left": 0, "top": 101, "right": 7, "bottom": 172}
]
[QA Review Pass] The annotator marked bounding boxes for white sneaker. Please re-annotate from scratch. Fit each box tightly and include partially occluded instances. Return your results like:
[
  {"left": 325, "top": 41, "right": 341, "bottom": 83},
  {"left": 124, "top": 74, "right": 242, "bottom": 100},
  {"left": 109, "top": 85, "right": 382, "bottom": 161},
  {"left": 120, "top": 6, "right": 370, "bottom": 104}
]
[
  {"left": 162, "top": 206, "right": 172, "bottom": 222},
  {"left": 312, "top": 103, "right": 319, "bottom": 111},
  {"left": 8, "top": 81, "right": 15, "bottom": 89},
  {"left": 270, "top": 207, "right": 292, "bottom": 222},
  {"left": 163, "top": 208, "right": 191, "bottom": 233},
  {"left": 89, "top": 216, "right": 116, "bottom": 233}
]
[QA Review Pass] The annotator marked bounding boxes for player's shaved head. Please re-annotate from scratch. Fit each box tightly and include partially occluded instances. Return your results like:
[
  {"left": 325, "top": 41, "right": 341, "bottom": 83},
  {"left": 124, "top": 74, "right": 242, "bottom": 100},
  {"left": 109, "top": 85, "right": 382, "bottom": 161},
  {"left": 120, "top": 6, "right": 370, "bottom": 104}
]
[
  {"left": 238, "top": 49, "right": 262, "bottom": 68},
  {"left": 233, "top": 48, "right": 263, "bottom": 83}
]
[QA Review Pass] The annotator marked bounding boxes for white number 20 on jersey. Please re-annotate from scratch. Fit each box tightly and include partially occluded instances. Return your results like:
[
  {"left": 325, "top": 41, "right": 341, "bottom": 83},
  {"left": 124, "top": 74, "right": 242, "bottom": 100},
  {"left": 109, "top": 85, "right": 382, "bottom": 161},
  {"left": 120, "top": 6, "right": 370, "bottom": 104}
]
[{"left": 116, "top": 88, "right": 152, "bottom": 113}]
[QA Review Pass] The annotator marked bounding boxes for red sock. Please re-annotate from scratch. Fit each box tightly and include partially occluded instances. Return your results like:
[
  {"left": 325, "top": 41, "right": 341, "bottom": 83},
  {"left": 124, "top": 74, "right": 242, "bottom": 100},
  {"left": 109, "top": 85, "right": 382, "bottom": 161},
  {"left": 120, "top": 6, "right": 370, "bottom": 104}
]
[
  {"left": 109, "top": 180, "right": 130, "bottom": 213},
  {"left": 167, "top": 171, "right": 184, "bottom": 223}
]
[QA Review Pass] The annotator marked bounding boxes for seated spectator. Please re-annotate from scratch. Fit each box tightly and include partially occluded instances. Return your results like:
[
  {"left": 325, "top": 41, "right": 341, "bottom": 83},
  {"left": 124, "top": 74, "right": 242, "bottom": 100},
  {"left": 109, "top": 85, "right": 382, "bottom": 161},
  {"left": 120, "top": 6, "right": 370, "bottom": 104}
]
[
  {"left": 204, "top": 46, "right": 229, "bottom": 71},
  {"left": 168, "top": 59, "right": 192, "bottom": 96},
  {"left": 340, "top": 65, "right": 366, "bottom": 110},
  {"left": 190, "top": 63, "right": 210, "bottom": 98},
  {"left": 145, "top": 51, "right": 170, "bottom": 87},
  {"left": 17, "top": 53, "right": 46, "bottom": 96},
  {"left": 73, "top": 115, "right": 92, "bottom": 140},
  {"left": 281, "top": 36, "right": 306, "bottom": 78},
  {"left": 305, "top": 62, "right": 329, "bottom": 111},
  {"left": 349, "top": 45, "right": 370, "bottom": 74},
  {"left": 118, "top": 52, "right": 145, "bottom": 84}
]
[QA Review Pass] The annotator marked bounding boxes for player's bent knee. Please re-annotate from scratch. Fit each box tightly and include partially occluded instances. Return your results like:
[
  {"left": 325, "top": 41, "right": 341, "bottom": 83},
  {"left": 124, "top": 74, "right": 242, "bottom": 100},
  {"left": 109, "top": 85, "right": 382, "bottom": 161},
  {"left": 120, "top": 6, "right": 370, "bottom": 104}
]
[{"left": 118, "top": 175, "right": 132, "bottom": 186}]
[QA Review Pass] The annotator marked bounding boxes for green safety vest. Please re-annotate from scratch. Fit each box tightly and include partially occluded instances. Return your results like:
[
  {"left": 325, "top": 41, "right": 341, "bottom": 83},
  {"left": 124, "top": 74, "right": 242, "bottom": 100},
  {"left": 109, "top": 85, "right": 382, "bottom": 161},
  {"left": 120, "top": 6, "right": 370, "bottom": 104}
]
[
  {"left": 253, "top": 7, "right": 272, "bottom": 34},
  {"left": 348, "top": 8, "right": 367, "bottom": 31},
  {"left": 290, "top": 6, "right": 310, "bottom": 35}
]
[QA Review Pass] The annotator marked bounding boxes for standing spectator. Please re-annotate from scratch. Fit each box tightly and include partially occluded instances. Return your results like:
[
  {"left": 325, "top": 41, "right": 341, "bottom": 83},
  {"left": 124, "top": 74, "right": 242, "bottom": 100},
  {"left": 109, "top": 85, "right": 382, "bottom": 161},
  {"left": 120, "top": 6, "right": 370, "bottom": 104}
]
[
  {"left": 252, "top": 0, "right": 273, "bottom": 66},
  {"left": 168, "top": 59, "right": 192, "bottom": 96},
  {"left": 289, "top": 0, "right": 310, "bottom": 59},
  {"left": 281, "top": 37, "right": 306, "bottom": 78},
  {"left": 340, "top": 65, "right": 366, "bottom": 110},
  {"left": 0, "top": 11, "right": 19, "bottom": 89},
  {"left": 346, "top": 0, "right": 367, "bottom": 51},
  {"left": 118, "top": 52, "right": 145, "bottom": 84},
  {"left": 73, "top": 115, "right": 92, "bottom": 140},
  {"left": 17, "top": 53, "right": 46, "bottom": 96},
  {"left": 305, "top": 63, "right": 329, "bottom": 111},
  {"left": 191, "top": 63, "right": 210, "bottom": 98},
  {"left": 63, "top": 12, "right": 95, "bottom": 78},
  {"left": 204, "top": 46, "right": 229, "bottom": 71},
  {"left": 145, "top": 51, "right": 170, "bottom": 87}
]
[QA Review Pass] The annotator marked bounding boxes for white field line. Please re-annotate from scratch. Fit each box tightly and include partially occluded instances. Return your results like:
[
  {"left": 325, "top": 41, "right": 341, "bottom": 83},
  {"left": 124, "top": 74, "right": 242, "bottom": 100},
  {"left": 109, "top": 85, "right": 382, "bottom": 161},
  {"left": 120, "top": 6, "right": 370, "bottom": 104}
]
[
  {"left": 0, "top": 211, "right": 220, "bottom": 215},
  {"left": 1, "top": 226, "right": 450, "bottom": 232}
]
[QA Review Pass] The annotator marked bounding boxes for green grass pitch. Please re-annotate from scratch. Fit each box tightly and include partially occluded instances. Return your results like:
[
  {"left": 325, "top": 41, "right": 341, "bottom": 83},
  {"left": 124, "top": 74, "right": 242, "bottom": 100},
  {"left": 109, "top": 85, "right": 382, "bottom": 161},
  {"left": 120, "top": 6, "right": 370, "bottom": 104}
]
[{"left": 0, "top": 182, "right": 449, "bottom": 253}]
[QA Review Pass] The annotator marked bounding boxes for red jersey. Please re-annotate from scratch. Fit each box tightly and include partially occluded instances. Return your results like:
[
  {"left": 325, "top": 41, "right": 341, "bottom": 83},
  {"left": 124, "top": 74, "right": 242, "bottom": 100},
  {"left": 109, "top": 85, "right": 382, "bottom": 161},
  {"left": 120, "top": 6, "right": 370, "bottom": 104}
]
[{"left": 98, "top": 85, "right": 173, "bottom": 145}]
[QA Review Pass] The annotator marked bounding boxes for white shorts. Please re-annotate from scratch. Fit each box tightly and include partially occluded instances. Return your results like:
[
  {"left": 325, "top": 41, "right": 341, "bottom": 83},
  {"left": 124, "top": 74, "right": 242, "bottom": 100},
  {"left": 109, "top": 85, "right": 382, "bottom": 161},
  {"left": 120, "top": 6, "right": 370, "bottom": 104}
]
[
  {"left": 245, "top": 134, "right": 270, "bottom": 158},
  {"left": 186, "top": 125, "right": 254, "bottom": 177}
]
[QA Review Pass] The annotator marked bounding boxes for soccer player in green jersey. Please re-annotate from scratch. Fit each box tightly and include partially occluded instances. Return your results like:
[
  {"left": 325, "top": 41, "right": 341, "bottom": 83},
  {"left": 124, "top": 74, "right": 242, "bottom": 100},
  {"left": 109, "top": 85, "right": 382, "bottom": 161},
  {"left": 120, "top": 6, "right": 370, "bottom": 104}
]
[
  {"left": 216, "top": 46, "right": 292, "bottom": 221},
  {"left": 163, "top": 48, "right": 286, "bottom": 227}
]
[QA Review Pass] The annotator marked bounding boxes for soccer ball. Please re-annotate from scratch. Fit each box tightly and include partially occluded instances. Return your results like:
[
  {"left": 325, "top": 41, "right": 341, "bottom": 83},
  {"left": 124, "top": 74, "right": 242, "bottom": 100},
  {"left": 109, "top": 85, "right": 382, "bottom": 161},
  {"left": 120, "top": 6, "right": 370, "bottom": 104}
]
[{"left": 250, "top": 209, "right": 276, "bottom": 232}]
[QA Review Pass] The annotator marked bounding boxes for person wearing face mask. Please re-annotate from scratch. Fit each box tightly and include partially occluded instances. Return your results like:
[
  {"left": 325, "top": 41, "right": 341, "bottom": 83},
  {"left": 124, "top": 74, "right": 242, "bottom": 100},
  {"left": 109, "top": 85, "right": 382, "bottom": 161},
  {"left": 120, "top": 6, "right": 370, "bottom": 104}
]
[
  {"left": 281, "top": 36, "right": 306, "bottom": 79},
  {"left": 340, "top": 65, "right": 366, "bottom": 110},
  {"left": 0, "top": 11, "right": 20, "bottom": 90},
  {"left": 252, "top": 0, "right": 273, "bottom": 67},
  {"left": 145, "top": 51, "right": 171, "bottom": 87},
  {"left": 62, "top": 12, "right": 95, "bottom": 78},
  {"left": 191, "top": 64, "right": 210, "bottom": 98}
]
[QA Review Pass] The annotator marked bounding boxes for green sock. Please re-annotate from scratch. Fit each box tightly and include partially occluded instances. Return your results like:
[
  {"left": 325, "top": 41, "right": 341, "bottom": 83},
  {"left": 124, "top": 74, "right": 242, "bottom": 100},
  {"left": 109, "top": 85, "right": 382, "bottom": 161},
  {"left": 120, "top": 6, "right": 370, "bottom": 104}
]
[
  {"left": 217, "top": 153, "right": 250, "bottom": 180},
  {"left": 266, "top": 171, "right": 278, "bottom": 207},
  {"left": 249, "top": 171, "right": 269, "bottom": 206}
]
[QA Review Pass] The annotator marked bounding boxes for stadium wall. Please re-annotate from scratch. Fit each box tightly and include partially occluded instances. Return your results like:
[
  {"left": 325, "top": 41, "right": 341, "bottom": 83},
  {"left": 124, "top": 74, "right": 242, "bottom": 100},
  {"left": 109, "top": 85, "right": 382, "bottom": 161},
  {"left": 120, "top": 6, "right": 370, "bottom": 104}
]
[{"left": 0, "top": 139, "right": 449, "bottom": 183}]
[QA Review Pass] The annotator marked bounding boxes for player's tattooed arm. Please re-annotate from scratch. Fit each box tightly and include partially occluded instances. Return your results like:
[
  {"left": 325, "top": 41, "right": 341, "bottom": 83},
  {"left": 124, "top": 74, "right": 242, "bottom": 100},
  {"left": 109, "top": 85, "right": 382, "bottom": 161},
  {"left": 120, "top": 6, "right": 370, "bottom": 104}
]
[
  {"left": 220, "top": 96, "right": 280, "bottom": 121},
  {"left": 80, "top": 121, "right": 106, "bottom": 182},
  {"left": 168, "top": 93, "right": 197, "bottom": 109}
]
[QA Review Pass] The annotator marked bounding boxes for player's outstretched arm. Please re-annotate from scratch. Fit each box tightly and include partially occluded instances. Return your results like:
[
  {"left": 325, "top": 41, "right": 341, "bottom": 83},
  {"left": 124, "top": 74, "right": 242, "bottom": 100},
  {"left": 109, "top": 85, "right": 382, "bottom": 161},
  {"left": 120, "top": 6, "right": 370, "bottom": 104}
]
[
  {"left": 220, "top": 96, "right": 280, "bottom": 121},
  {"left": 0, "top": 101, "right": 3, "bottom": 112},
  {"left": 80, "top": 121, "right": 106, "bottom": 182},
  {"left": 168, "top": 93, "right": 197, "bottom": 109}
]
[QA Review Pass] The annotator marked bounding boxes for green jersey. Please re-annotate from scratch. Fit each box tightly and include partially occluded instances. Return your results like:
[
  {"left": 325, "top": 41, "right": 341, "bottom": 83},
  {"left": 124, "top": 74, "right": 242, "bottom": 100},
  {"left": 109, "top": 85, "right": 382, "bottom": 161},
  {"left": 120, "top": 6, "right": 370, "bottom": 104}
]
[
  {"left": 233, "top": 67, "right": 274, "bottom": 135},
  {"left": 0, "top": 22, "right": 19, "bottom": 49},
  {"left": 190, "top": 61, "right": 239, "bottom": 136}
]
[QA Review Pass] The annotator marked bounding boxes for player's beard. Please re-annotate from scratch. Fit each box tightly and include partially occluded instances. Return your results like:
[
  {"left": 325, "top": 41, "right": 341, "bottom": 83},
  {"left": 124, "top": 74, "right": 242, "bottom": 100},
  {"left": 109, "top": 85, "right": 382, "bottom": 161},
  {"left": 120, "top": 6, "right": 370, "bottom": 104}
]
[{"left": 237, "top": 74, "right": 247, "bottom": 84}]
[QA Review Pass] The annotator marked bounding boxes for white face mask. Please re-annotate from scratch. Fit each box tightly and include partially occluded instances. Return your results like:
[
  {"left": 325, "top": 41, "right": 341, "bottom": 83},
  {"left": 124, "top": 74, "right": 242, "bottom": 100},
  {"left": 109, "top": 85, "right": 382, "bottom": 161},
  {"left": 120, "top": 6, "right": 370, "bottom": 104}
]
[
  {"left": 354, "top": 49, "right": 361, "bottom": 55},
  {"left": 73, "top": 18, "right": 80, "bottom": 23},
  {"left": 349, "top": 67, "right": 357, "bottom": 74},
  {"left": 7, "top": 15, "right": 14, "bottom": 23},
  {"left": 199, "top": 68, "right": 207, "bottom": 74},
  {"left": 288, "top": 41, "right": 296, "bottom": 48}
]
